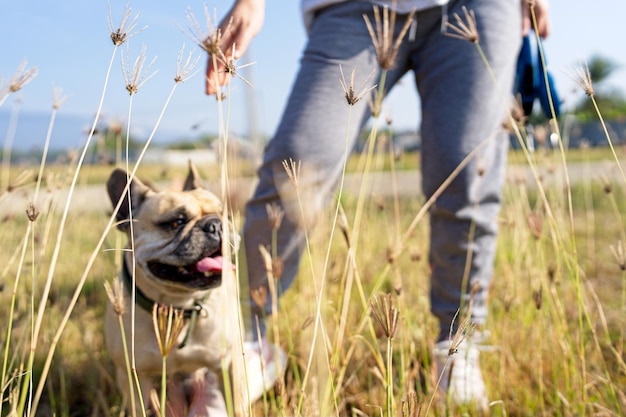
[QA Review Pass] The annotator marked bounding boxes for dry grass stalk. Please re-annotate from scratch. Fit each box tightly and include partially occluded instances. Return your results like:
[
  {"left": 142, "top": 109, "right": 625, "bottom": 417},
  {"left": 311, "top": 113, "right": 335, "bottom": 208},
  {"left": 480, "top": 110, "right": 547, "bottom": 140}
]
[
  {"left": 445, "top": 6, "right": 479, "bottom": 43},
  {"left": 363, "top": 4, "right": 416, "bottom": 70},
  {"left": 367, "top": 88, "right": 384, "bottom": 118}
]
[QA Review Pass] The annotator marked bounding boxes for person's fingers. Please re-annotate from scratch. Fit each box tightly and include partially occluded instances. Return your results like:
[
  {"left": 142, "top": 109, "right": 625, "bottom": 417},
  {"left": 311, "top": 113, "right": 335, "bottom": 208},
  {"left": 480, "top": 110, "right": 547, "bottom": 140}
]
[
  {"left": 522, "top": 1, "right": 531, "bottom": 36},
  {"left": 534, "top": 8, "right": 550, "bottom": 38},
  {"left": 205, "top": 58, "right": 230, "bottom": 95},
  {"left": 522, "top": 0, "right": 551, "bottom": 38}
]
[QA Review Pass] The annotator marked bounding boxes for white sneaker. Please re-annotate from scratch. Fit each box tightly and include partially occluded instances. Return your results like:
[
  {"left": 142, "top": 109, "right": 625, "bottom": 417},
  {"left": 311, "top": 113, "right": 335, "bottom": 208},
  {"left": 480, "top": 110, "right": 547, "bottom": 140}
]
[
  {"left": 242, "top": 337, "right": 287, "bottom": 405},
  {"left": 432, "top": 335, "right": 489, "bottom": 410}
]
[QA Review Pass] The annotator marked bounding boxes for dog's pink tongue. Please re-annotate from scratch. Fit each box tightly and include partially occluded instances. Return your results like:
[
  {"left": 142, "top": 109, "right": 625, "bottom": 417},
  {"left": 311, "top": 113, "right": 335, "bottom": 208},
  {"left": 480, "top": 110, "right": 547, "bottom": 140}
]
[{"left": 196, "top": 256, "right": 224, "bottom": 273}]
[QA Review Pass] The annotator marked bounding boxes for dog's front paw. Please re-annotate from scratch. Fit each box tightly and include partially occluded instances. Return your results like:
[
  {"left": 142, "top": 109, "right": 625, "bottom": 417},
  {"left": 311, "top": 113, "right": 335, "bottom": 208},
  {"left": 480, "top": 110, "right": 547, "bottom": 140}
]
[{"left": 187, "top": 370, "right": 228, "bottom": 417}]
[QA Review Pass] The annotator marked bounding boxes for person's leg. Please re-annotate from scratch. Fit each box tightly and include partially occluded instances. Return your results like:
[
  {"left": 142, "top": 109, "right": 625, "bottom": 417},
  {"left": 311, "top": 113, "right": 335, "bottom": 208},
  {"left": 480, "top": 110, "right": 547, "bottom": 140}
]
[
  {"left": 413, "top": 0, "right": 522, "bottom": 341},
  {"left": 240, "top": 1, "right": 411, "bottom": 336}
]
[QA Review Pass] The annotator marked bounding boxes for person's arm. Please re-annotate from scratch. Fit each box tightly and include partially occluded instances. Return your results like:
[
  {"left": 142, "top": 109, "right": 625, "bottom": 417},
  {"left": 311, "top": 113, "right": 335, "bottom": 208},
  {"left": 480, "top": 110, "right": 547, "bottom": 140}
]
[
  {"left": 523, "top": 0, "right": 550, "bottom": 38},
  {"left": 205, "top": 0, "right": 265, "bottom": 95}
]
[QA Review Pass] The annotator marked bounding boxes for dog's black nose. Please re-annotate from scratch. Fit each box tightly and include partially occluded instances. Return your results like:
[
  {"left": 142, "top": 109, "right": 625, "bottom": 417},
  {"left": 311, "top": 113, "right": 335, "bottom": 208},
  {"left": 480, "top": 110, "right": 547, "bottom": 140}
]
[{"left": 203, "top": 217, "right": 222, "bottom": 241}]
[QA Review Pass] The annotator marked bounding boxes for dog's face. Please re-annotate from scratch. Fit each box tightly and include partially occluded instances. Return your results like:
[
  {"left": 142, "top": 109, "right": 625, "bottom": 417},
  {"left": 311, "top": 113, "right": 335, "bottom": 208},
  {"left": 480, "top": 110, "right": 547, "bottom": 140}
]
[{"left": 107, "top": 164, "right": 228, "bottom": 292}]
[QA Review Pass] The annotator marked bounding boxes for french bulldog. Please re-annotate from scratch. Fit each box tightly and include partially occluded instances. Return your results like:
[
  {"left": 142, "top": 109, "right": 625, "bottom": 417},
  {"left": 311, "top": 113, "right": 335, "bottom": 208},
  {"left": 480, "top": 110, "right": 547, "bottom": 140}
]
[{"left": 105, "top": 162, "right": 233, "bottom": 416}]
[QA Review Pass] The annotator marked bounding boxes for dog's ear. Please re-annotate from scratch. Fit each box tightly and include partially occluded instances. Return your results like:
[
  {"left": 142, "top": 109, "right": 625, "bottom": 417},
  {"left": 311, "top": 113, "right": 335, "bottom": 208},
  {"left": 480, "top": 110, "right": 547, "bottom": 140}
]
[
  {"left": 107, "top": 168, "right": 152, "bottom": 230},
  {"left": 183, "top": 159, "right": 205, "bottom": 191}
]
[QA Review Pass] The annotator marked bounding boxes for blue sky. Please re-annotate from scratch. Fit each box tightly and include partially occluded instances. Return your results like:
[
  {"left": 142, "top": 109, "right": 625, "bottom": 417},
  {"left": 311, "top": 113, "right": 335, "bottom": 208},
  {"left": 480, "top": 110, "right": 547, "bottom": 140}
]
[{"left": 0, "top": 1, "right": 624, "bottom": 150}]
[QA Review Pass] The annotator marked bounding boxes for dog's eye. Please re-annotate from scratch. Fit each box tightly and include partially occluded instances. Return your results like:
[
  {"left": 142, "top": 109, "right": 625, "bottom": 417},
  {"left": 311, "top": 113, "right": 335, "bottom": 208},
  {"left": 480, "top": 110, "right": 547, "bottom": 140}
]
[
  {"left": 171, "top": 218, "right": 186, "bottom": 228},
  {"left": 160, "top": 214, "right": 187, "bottom": 230}
]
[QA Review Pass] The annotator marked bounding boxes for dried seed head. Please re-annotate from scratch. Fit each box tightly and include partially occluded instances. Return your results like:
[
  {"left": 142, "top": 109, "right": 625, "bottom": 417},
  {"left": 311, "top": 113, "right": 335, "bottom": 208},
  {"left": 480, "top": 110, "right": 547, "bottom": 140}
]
[
  {"left": 251, "top": 286, "right": 268, "bottom": 309},
  {"left": 0, "top": 79, "right": 7, "bottom": 106},
  {"left": 469, "top": 281, "right": 481, "bottom": 298},
  {"left": 332, "top": 204, "right": 352, "bottom": 250},
  {"left": 510, "top": 95, "right": 527, "bottom": 128},
  {"left": 274, "top": 377, "right": 285, "bottom": 398},
  {"left": 5, "top": 60, "right": 38, "bottom": 96},
  {"left": 104, "top": 279, "right": 126, "bottom": 316},
  {"left": 266, "top": 202, "right": 285, "bottom": 230},
  {"left": 121, "top": 44, "right": 158, "bottom": 96},
  {"left": 401, "top": 390, "right": 419, "bottom": 417},
  {"left": 215, "top": 44, "right": 256, "bottom": 89},
  {"left": 370, "top": 293, "right": 400, "bottom": 339},
  {"left": 364, "top": 5, "right": 416, "bottom": 70},
  {"left": 386, "top": 246, "right": 396, "bottom": 264},
  {"left": 25, "top": 202, "right": 40, "bottom": 222},
  {"left": 301, "top": 315, "right": 314, "bottom": 330},
  {"left": 272, "top": 257, "right": 284, "bottom": 279},
  {"left": 282, "top": 158, "right": 301, "bottom": 188},
  {"left": 532, "top": 286, "right": 543, "bottom": 310},
  {"left": 476, "top": 161, "right": 485, "bottom": 177},
  {"left": 108, "top": 119, "right": 124, "bottom": 136},
  {"left": 445, "top": 6, "right": 480, "bottom": 43},
  {"left": 52, "top": 87, "right": 68, "bottom": 110},
  {"left": 185, "top": 6, "right": 231, "bottom": 56},
  {"left": 610, "top": 241, "right": 626, "bottom": 271},
  {"left": 174, "top": 44, "right": 201, "bottom": 84},
  {"left": 258, "top": 244, "right": 283, "bottom": 280},
  {"left": 446, "top": 309, "right": 475, "bottom": 356},
  {"left": 569, "top": 61, "right": 594, "bottom": 97},
  {"left": 6, "top": 169, "right": 34, "bottom": 193},
  {"left": 527, "top": 211, "right": 543, "bottom": 239},
  {"left": 339, "top": 65, "right": 377, "bottom": 106},
  {"left": 393, "top": 278, "right": 402, "bottom": 296},
  {"left": 547, "top": 263, "right": 557, "bottom": 282},
  {"left": 152, "top": 304, "right": 185, "bottom": 357},
  {"left": 601, "top": 176, "right": 612, "bottom": 194},
  {"left": 108, "top": 3, "right": 143, "bottom": 46}
]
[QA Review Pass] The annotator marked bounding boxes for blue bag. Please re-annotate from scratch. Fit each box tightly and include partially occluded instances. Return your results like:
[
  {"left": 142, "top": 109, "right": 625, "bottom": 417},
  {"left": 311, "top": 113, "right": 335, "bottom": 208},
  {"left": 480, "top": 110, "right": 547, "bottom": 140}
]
[{"left": 515, "top": 30, "right": 561, "bottom": 119}]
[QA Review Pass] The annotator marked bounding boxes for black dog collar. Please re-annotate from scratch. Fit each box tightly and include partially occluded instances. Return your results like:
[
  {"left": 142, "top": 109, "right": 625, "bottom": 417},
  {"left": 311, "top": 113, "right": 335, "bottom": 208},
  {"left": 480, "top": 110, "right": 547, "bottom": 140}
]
[{"left": 121, "top": 259, "right": 207, "bottom": 348}]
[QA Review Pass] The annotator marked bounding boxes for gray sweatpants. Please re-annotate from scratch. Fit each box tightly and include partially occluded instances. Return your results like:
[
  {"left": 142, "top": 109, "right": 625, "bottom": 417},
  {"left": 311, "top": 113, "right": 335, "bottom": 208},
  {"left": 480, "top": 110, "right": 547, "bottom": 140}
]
[{"left": 241, "top": 0, "right": 522, "bottom": 341}]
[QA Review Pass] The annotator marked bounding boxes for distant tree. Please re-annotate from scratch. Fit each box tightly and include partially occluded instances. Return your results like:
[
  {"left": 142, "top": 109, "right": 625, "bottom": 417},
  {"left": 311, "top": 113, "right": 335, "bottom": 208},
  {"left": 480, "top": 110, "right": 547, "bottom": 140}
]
[
  {"left": 92, "top": 118, "right": 142, "bottom": 164},
  {"left": 572, "top": 54, "right": 626, "bottom": 122},
  {"left": 165, "top": 134, "right": 218, "bottom": 150}
]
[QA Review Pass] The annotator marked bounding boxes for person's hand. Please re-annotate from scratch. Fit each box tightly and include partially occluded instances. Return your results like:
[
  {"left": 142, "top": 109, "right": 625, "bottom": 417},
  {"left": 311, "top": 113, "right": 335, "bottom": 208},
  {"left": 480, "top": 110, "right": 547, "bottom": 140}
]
[
  {"left": 522, "top": 0, "right": 550, "bottom": 38},
  {"left": 205, "top": 0, "right": 265, "bottom": 95}
]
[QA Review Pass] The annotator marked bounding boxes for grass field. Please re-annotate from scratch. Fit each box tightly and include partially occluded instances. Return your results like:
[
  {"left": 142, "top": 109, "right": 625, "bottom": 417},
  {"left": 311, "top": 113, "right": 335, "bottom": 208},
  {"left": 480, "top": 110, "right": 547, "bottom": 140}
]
[{"left": 0, "top": 148, "right": 625, "bottom": 416}]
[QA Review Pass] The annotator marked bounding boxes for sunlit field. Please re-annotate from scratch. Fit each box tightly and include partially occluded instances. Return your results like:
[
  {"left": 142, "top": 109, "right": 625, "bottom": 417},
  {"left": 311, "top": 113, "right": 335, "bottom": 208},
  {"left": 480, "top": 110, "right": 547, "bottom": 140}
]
[{"left": 1, "top": 2, "right": 625, "bottom": 417}]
